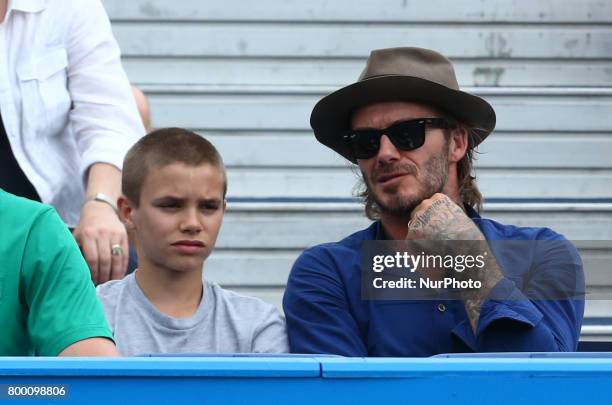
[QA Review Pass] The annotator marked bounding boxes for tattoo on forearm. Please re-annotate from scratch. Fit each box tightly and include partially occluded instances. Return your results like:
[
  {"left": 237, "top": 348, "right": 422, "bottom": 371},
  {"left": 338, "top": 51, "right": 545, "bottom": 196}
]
[
  {"left": 463, "top": 254, "right": 503, "bottom": 334},
  {"left": 465, "top": 298, "right": 482, "bottom": 333},
  {"left": 407, "top": 196, "right": 504, "bottom": 333}
]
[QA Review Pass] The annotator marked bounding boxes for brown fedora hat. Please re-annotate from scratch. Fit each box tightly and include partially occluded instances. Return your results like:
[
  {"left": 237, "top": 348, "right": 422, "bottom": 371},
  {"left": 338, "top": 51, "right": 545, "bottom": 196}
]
[{"left": 310, "top": 47, "right": 496, "bottom": 163}]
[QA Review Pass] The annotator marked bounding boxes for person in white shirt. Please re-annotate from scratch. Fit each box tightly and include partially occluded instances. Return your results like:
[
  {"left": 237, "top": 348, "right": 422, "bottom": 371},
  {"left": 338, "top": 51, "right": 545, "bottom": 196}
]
[{"left": 0, "top": 0, "right": 145, "bottom": 283}]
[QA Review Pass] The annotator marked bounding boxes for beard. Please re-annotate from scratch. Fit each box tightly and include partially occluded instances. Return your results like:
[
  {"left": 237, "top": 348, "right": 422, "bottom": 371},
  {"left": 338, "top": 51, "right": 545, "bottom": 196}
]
[{"left": 362, "top": 142, "right": 450, "bottom": 217}]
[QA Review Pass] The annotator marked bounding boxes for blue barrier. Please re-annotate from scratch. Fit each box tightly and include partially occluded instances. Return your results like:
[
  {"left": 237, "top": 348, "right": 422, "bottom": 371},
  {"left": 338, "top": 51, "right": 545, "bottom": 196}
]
[{"left": 1, "top": 356, "right": 612, "bottom": 404}]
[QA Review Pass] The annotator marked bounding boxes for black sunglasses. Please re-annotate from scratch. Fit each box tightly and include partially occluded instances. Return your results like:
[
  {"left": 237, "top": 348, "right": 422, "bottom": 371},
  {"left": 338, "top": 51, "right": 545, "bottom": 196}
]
[{"left": 344, "top": 118, "right": 456, "bottom": 160}]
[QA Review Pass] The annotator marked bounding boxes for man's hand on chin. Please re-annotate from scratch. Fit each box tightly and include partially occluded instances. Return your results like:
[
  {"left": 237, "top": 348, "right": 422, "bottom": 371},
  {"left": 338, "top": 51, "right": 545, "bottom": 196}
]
[
  {"left": 405, "top": 193, "right": 484, "bottom": 241},
  {"left": 405, "top": 193, "right": 503, "bottom": 334}
]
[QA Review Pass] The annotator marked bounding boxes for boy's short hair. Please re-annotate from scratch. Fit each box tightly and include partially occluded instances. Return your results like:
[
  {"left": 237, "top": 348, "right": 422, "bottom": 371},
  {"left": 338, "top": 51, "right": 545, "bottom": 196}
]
[{"left": 122, "top": 128, "right": 227, "bottom": 206}]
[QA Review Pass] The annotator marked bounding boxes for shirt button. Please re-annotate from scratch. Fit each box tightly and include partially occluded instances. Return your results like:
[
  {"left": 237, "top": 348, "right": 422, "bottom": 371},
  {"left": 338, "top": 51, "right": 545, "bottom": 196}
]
[{"left": 437, "top": 303, "right": 446, "bottom": 312}]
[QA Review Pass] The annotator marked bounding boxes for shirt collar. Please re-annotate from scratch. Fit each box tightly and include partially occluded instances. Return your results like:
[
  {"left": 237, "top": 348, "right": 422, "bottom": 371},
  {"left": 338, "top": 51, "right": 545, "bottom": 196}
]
[
  {"left": 464, "top": 203, "right": 481, "bottom": 219},
  {"left": 8, "top": 0, "right": 48, "bottom": 13},
  {"left": 373, "top": 220, "right": 386, "bottom": 240}
]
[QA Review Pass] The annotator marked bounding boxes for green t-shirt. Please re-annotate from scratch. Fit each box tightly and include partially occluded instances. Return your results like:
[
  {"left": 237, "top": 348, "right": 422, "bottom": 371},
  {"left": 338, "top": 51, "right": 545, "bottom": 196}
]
[{"left": 0, "top": 190, "right": 113, "bottom": 355}]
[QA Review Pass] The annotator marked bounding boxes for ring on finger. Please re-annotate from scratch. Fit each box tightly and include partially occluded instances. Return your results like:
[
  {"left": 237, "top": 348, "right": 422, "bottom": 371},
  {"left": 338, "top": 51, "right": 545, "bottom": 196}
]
[{"left": 111, "top": 244, "right": 123, "bottom": 256}]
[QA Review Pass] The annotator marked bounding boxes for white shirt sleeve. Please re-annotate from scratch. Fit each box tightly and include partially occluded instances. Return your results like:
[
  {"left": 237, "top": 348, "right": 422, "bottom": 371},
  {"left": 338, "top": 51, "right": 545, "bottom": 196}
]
[{"left": 65, "top": 0, "right": 145, "bottom": 182}]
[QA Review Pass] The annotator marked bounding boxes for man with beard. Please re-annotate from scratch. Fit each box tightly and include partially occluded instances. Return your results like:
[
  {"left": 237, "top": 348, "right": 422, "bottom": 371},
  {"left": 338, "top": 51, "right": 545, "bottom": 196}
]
[{"left": 282, "top": 47, "right": 584, "bottom": 356}]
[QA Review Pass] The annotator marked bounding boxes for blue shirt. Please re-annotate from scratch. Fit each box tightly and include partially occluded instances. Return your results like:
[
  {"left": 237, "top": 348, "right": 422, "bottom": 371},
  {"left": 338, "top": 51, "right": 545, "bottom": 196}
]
[{"left": 283, "top": 207, "right": 584, "bottom": 356}]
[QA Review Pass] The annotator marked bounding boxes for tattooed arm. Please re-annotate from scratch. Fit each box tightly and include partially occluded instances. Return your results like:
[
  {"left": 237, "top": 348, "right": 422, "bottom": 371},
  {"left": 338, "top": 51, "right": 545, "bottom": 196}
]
[{"left": 405, "top": 193, "right": 503, "bottom": 333}]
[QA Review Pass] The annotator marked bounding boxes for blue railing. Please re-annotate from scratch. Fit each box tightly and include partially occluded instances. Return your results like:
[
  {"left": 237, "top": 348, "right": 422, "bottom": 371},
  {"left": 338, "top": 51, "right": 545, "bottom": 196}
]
[{"left": 1, "top": 355, "right": 612, "bottom": 404}]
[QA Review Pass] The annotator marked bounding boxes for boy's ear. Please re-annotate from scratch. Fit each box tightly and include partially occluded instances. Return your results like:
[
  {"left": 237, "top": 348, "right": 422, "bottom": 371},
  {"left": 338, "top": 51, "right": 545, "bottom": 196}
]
[
  {"left": 117, "top": 195, "right": 136, "bottom": 229},
  {"left": 223, "top": 199, "right": 227, "bottom": 212}
]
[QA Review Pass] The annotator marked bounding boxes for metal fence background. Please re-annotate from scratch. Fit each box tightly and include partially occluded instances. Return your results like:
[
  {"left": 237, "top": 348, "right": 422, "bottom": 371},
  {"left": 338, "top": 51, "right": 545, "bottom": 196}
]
[{"left": 103, "top": 0, "right": 612, "bottom": 340}]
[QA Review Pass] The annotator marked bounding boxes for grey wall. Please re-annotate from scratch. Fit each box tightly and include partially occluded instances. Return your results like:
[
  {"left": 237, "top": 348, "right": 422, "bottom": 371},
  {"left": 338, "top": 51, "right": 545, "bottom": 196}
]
[{"left": 104, "top": 0, "right": 612, "bottom": 340}]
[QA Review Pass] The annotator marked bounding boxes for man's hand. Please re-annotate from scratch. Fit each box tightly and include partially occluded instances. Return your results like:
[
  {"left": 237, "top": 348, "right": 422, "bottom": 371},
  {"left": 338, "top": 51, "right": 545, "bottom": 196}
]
[
  {"left": 405, "top": 193, "right": 503, "bottom": 334},
  {"left": 73, "top": 201, "right": 129, "bottom": 285},
  {"left": 406, "top": 193, "right": 484, "bottom": 241}
]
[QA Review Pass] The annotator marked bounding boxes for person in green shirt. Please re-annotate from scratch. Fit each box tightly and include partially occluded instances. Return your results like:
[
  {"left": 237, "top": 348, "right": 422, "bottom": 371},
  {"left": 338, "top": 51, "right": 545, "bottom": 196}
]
[{"left": 0, "top": 189, "right": 118, "bottom": 356}]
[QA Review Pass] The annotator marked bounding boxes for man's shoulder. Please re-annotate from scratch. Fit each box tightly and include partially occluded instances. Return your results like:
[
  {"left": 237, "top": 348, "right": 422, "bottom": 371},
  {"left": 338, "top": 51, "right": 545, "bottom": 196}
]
[
  {"left": 0, "top": 191, "right": 69, "bottom": 253},
  {"left": 288, "top": 222, "right": 379, "bottom": 281},
  {"left": 476, "top": 216, "right": 566, "bottom": 241},
  {"left": 0, "top": 190, "right": 53, "bottom": 222}
]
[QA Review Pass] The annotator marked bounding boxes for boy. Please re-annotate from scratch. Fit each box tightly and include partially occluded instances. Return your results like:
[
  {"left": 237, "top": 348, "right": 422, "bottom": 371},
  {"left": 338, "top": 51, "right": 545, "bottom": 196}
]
[{"left": 97, "top": 128, "right": 288, "bottom": 355}]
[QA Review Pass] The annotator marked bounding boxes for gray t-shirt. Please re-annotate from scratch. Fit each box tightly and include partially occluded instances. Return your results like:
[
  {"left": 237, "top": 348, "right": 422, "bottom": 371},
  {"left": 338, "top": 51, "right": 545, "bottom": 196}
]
[{"left": 96, "top": 272, "right": 289, "bottom": 356}]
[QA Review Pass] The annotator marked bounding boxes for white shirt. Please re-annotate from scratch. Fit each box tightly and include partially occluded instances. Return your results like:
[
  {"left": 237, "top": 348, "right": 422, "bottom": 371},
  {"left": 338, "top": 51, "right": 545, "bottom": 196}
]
[{"left": 0, "top": 0, "right": 145, "bottom": 226}]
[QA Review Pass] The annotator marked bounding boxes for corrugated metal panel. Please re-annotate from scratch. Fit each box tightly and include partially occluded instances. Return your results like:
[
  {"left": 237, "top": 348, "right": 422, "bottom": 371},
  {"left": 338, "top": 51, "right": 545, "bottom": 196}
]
[
  {"left": 104, "top": 0, "right": 612, "bottom": 339},
  {"left": 145, "top": 92, "right": 612, "bottom": 131},
  {"left": 213, "top": 202, "right": 612, "bottom": 248},
  {"left": 123, "top": 58, "right": 612, "bottom": 87},
  {"left": 194, "top": 132, "right": 612, "bottom": 168},
  {"left": 220, "top": 169, "right": 612, "bottom": 199},
  {"left": 104, "top": 0, "right": 612, "bottom": 23},
  {"left": 111, "top": 24, "right": 612, "bottom": 59}
]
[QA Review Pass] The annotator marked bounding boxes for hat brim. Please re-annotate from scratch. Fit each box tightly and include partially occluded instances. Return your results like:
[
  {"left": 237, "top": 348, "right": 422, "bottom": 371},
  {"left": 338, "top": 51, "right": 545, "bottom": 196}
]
[{"left": 310, "top": 75, "right": 496, "bottom": 163}]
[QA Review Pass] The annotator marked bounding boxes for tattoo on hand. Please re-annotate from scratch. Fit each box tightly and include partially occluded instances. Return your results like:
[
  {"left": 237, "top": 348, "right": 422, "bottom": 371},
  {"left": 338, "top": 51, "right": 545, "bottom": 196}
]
[{"left": 406, "top": 195, "right": 504, "bottom": 333}]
